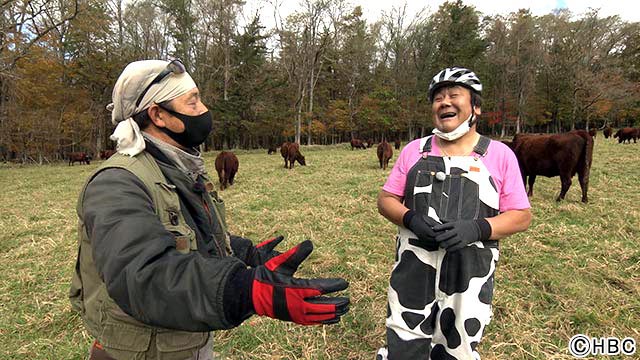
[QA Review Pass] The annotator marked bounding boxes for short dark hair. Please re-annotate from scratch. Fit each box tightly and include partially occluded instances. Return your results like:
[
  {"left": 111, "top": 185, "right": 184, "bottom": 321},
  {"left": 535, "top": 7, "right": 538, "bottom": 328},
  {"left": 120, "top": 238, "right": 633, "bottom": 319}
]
[
  {"left": 471, "top": 91, "right": 482, "bottom": 108},
  {"left": 132, "top": 100, "right": 174, "bottom": 130}
]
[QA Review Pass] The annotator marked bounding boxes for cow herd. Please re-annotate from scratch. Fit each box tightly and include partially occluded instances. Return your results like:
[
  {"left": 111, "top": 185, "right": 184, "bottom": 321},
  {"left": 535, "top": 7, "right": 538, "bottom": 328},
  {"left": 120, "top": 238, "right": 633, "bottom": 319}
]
[
  {"left": 61, "top": 127, "right": 634, "bottom": 199},
  {"left": 67, "top": 150, "right": 115, "bottom": 165},
  {"left": 600, "top": 125, "right": 640, "bottom": 144},
  {"left": 612, "top": 127, "right": 640, "bottom": 144}
]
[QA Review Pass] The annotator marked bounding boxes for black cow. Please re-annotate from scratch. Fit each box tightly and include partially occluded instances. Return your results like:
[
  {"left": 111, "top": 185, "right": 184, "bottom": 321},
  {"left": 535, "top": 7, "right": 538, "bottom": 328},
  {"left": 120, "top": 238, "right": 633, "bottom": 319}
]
[{"left": 510, "top": 130, "right": 593, "bottom": 203}]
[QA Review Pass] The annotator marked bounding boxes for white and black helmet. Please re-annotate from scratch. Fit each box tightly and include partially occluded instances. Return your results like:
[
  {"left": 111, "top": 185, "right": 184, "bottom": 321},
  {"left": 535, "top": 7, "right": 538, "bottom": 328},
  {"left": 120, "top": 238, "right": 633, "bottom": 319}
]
[{"left": 428, "top": 67, "right": 482, "bottom": 101}]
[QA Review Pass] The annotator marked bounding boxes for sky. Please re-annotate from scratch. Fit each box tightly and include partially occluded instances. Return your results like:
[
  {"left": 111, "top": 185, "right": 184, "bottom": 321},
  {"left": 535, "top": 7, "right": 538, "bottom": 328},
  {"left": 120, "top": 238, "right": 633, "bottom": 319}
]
[{"left": 242, "top": 0, "right": 640, "bottom": 29}]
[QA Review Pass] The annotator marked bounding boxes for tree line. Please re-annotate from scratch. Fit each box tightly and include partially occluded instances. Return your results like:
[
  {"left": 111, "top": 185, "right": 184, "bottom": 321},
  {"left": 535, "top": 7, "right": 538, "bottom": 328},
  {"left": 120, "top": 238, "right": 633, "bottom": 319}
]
[{"left": 1, "top": 0, "right": 639, "bottom": 163}]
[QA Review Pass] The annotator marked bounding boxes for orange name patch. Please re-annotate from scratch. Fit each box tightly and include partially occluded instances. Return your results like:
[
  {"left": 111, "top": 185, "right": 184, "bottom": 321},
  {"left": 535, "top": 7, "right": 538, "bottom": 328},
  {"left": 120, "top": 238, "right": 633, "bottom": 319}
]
[{"left": 469, "top": 166, "right": 480, "bottom": 172}]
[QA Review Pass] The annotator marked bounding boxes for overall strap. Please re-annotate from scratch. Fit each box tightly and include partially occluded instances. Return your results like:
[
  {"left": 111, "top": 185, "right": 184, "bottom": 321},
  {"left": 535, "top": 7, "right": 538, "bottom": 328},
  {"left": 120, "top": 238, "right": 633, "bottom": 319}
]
[
  {"left": 421, "top": 135, "right": 434, "bottom": 153},
  {"left": 473, "top": 135, "right": 491, "bottom": 156}
]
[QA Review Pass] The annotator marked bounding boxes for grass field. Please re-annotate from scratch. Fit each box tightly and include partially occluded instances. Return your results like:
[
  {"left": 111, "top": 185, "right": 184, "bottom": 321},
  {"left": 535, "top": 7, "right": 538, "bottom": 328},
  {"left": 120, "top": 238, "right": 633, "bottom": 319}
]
[{"left": 0, "top": 134, "right": 638, "bottom": 359}]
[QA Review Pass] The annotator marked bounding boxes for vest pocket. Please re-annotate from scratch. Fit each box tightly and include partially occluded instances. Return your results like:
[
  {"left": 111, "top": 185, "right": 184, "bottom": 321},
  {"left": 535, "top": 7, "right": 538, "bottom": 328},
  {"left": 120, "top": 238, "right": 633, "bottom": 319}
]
[
  {"left": 441, "top": 175, "right": 480, "bottom": 221},
  {"left": 99, "top": 323, "right": 152, "bottom": 352},
  {"left": 156, "top": 182, "right": 199, "bottom": 253},
  {"left": 166, "top": 226, "right": 198, "bottom": 254},
  {"left": 156, "top": 331, "right": 209, "bottom": 358},
  {"left": 457, "top": 175, "right": 480, "bottom": 220}
]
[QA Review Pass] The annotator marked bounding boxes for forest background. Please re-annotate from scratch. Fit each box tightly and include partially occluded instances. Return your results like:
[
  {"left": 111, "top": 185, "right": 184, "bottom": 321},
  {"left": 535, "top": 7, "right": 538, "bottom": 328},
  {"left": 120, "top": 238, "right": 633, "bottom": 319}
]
[{"left": 1, "top": 0, "right": 639, "bottom": 163}]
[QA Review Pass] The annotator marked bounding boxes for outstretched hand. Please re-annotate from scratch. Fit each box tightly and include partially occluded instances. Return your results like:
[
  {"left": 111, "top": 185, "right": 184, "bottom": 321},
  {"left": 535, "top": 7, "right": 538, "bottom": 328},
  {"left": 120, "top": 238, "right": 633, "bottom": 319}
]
[
  {"left": 247, "top": 235, "right": 285, "bottom": 266},
  {"left": 251, "top": 240, "right": 350, "bottom": 325}
]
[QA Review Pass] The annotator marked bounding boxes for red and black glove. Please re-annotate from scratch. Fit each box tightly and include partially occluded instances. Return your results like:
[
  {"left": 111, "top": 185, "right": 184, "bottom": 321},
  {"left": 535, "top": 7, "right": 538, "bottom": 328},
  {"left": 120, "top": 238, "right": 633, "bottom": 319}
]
[
  {"left": 247, "top": 235, "right": 284, "bottom": 266},
  {"left": 230, "top": 235, "right": 284, "bottom": 267},
  {"left": 252, "top": 240, "right": 349, "bottom": 325}
]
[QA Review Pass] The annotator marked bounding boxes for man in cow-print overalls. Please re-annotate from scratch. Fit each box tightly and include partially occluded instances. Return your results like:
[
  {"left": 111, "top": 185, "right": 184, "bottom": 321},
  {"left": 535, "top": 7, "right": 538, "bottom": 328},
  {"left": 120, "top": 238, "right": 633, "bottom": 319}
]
[{"left": 376, "top": 67, "right": 532, "bottom": 360}]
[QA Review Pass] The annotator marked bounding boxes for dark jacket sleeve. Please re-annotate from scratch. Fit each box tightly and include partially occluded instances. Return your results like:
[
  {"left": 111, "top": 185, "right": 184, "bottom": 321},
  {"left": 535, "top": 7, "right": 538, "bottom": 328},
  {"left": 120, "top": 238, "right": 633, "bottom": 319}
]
[{"left": 82, "top": 168, "right": 248, "bottom": 332}]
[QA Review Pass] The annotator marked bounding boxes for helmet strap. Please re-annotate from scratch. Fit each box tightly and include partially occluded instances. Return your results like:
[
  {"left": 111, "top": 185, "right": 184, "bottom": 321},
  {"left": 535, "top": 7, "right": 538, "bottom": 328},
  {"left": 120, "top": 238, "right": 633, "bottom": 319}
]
[{"left": 468, "top": 99, "right": 477, "bottom": 127}]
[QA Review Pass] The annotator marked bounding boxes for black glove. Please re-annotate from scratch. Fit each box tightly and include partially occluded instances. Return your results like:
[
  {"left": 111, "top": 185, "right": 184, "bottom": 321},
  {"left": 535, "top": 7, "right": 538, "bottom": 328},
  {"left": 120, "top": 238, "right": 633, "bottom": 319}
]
[
  {"left": 403, "top": 210, "right": 439, "bottom": 250},
  {"left": 432, "top": 219, "right": 492, "bottom": 252},
  {"left": 252, "top": 240, "right": 350, "bottom": 325},
  {"left": 230, "top": 235, "right": 284, "bottom": 267}
]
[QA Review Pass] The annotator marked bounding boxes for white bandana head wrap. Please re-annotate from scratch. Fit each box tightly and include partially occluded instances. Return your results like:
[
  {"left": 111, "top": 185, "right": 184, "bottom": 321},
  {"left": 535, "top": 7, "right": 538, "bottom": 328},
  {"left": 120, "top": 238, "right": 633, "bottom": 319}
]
[{"left": 107, "top": 60, "right": 197, "bottom": 156}]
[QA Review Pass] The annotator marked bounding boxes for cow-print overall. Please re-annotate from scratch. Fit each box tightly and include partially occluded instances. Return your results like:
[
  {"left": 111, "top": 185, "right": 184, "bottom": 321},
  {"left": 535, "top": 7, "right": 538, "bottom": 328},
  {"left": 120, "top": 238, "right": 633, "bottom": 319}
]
[{"left": 377, "top": 136, "right": 500, "bottom": 360}]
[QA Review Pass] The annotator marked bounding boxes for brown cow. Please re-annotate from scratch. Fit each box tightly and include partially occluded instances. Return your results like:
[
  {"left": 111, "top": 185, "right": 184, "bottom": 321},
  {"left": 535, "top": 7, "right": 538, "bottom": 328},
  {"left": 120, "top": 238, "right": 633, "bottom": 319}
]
[
  {"left": 281, "top": 142, "right": 290, "bottom": 167},
  {"left": 394, "top": 139, "right": 401, "bottom": 150},
  {"left": 366, "top": 138, "right": 375, "bottom": 148},
  {"left": 99, "top": 150, "right": 116, "bottom": 159},
  {"left": 350, "top": 139, "right": 366, "bottom": 150},
  {"left": 501, "top": 140, "right": 514, "bottom": 149},
  {"left": 285, "top": 142, "right": 306, "bottom": 169},
  {"left": 588, "top": 129, "right": 597, "bottom": 138},
  {"left": 267, "top": 145, "right": 277, "bottom": 155},
  {"left": 377, "top": 141, "right": 393, "bottom": 170},
  {"left": 68, "top": 152, "right": 92, "bottom": 166},
  {"left": 603, "top": 127, "right": 612, "bottom": 139},
  {"left": 510, "top": 130, "right": 593, "bottom": 203},
  {"left": 214, "top": 151, "right": 239, "bottom": 190},
  {"left": 613, "top": 127, "right": 638, "bottom": 144}
]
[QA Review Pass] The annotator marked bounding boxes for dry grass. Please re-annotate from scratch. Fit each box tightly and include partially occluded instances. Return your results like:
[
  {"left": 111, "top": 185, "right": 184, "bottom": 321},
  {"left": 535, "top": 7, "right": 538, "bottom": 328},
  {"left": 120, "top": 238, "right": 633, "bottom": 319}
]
[{"left": 0, "top": 135, "right": 638, "bottom": 359}]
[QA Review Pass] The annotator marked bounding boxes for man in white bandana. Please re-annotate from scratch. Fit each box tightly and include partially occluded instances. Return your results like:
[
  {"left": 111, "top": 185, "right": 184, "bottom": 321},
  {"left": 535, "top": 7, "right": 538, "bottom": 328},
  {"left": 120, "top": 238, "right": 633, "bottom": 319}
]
[
  {"left": 376, "top": 67, "right": 531, "bottom": 359},
  {"left": 70, "top": 60, "right": 349, "bottom": 360}
]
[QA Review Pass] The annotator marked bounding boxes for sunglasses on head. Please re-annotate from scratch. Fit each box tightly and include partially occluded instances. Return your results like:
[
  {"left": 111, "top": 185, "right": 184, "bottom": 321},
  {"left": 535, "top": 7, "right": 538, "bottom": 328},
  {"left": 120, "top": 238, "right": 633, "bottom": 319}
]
[{"left": 135, "top": 59, "right": 186, "bottom": 107}]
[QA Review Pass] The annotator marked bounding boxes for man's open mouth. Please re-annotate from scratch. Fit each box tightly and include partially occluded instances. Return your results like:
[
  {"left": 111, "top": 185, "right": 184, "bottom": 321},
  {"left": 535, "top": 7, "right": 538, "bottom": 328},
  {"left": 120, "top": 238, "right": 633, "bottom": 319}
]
[{"left": 439, "top": 112, "right": 456, "bottom": 119}]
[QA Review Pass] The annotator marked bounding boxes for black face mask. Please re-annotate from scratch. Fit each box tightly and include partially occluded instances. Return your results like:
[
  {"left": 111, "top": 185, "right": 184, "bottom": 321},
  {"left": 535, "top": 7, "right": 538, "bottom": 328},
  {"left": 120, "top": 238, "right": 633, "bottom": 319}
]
[{"left": 157, "top": 104, "right": 213, "bottom": 148}]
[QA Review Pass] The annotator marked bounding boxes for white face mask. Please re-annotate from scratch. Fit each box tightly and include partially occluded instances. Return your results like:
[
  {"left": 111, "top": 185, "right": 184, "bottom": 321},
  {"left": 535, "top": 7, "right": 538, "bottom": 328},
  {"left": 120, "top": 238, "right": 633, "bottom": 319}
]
[{"left": 432, "top": 113, "right": 474, "bottom": 141}]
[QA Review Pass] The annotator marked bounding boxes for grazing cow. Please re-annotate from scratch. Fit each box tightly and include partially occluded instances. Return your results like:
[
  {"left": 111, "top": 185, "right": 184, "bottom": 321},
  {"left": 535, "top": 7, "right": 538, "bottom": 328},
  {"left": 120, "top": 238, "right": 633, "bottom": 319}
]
[
  {"left": 588, "top": 129, "right": 597, "bottom": 138},
  {"left": 394, "top": 139, "right": 401, "bottom": 150},
  {"left": 68, "top": 152, "right": 92, "bottom": 166},
  {"left": 214, "top": 151, "right": 239, "bottom": 190},
  {"left": 285, "top": 142, "right": 306, "bottom": 169},
  {"left": 99, "top": 150, "right": 116, "bottom": 159},
  {"left": 613, "top": 127, "right": 638, "bottom": 144},
  {"left": 366, "top": 138, "right": 374, "bottom": 148},
  {"left": 267, "top": 144, "right": 277, "bottom": 155},
  {"left": 377, "top": 141, "right": 393, "bottom": 170},
  {"left": 603, "top": 127, "right": 612, "bottom": 139},
  {"left": 510, "top": 130, "right": 593, "bottom": 203},
  {"left": 350, "top": 139, "right": 366, "bottom": 150}
]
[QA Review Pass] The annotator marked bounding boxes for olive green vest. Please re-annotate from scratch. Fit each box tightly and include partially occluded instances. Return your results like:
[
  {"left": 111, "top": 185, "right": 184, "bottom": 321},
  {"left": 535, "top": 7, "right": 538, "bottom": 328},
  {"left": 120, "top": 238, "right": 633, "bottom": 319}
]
[{"left": 69, "top": 151, "right": 229, "bottom": 359}]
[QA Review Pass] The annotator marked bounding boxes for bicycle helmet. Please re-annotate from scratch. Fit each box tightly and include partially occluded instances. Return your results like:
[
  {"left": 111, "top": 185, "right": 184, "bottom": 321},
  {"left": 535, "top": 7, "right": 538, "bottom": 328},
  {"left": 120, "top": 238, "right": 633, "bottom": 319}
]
[{"left": 428, "top": 67, "right": 482, "bottom": 102}]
